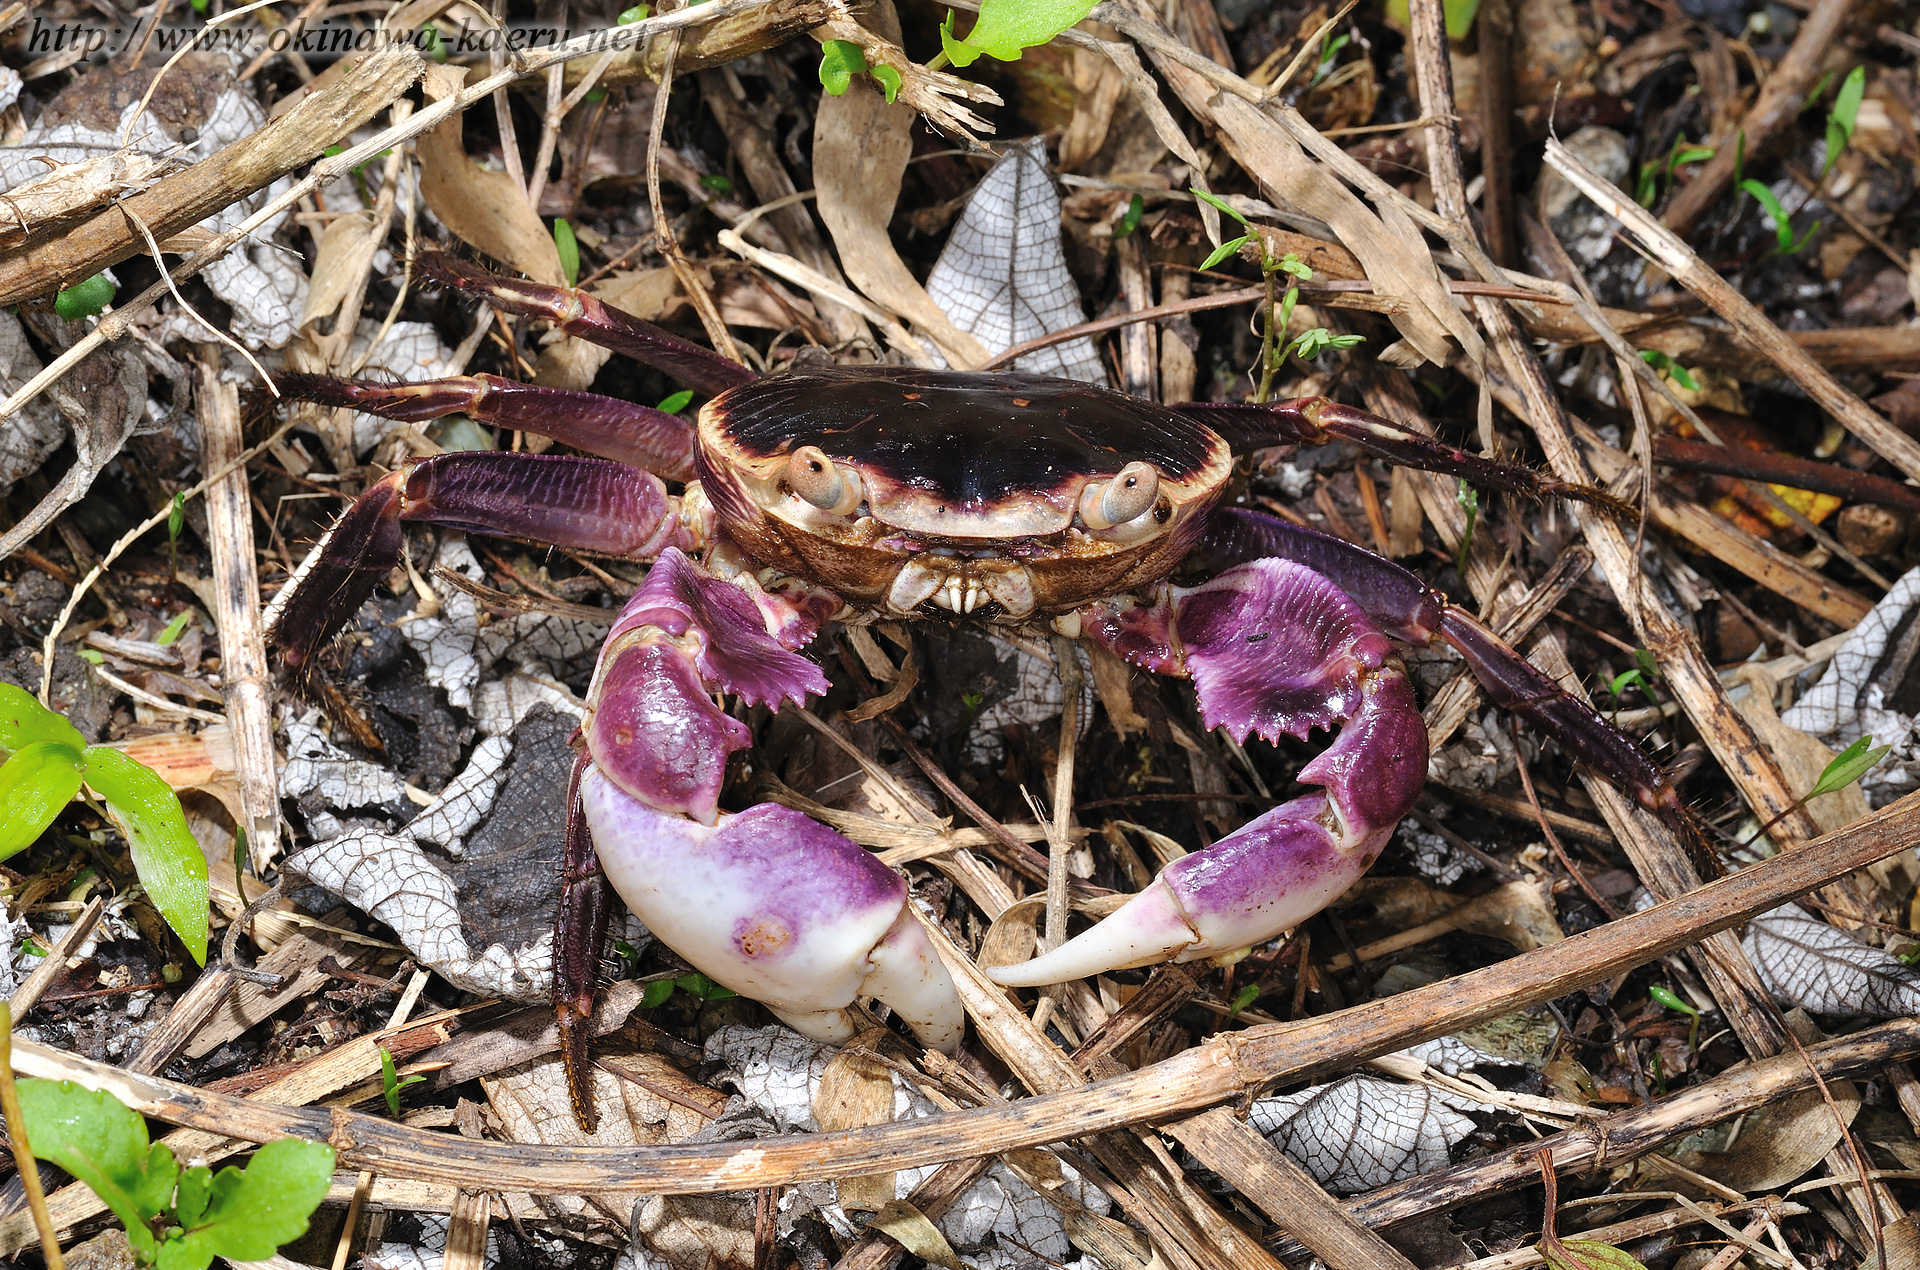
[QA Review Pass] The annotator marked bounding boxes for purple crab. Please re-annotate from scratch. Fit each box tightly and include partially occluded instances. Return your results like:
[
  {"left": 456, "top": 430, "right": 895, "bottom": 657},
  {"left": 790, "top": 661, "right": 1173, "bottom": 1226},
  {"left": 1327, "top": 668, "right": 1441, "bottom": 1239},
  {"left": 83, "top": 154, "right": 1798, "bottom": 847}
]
[{"left": 273, "top": 254, "right": 1686, "bottom": 1129}]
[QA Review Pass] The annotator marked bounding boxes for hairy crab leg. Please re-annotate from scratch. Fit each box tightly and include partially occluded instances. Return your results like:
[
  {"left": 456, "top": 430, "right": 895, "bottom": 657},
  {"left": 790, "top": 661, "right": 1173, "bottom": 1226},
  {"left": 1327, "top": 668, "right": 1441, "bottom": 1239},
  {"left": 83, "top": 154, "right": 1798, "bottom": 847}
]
[
  {"left": 1193, "top": 509, "right": 1692, "bottom": 836},
  {"left": 270, "top": 453, "right": 689, "bottom": 672},
  {"left": 274, "top": 372, "right": 697, "bottom": 481},
  {"left": 555, "top": 749, "right": 612, "bottom": 1132},
  {"left": 419, "top": 253, "right": 755, "bottom": 397},
  {"left": 990, "top": 557, "right": 1428, "bottom": 986},
  {"left": 1176, "top": 397, "right": 1632, "bottom": 517},
  {"left": 567, "top": 548, "right": 963, "bottom": 1121}
]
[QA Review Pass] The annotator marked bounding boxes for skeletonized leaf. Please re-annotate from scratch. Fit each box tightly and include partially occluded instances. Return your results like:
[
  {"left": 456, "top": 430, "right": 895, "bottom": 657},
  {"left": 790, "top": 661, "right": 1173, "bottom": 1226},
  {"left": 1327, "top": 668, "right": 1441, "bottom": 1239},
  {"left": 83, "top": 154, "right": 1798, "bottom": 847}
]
[
  {"left": 1249, "top": 1076, "right": 1478, "bottom": 1194},
  {"left": 924, "top": 139, "right": 1104, "bottom": 382},
  {"left": 1744, "top": 905, "right": 1920, "bottom": 1017}
]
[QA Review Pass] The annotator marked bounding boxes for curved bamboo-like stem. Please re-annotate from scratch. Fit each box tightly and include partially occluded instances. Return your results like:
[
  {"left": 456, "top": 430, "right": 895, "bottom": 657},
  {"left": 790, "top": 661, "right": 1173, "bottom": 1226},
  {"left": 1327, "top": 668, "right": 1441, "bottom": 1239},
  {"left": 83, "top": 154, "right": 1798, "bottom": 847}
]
[{"left": 9, "top": 790, "right": 1920, "bottom": 1196}]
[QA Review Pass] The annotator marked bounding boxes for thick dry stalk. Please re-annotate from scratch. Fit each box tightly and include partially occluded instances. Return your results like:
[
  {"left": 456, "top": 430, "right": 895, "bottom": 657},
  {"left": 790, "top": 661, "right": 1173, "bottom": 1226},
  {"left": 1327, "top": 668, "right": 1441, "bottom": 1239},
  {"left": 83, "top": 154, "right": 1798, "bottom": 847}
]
[
  {"left": 0, "top": 47, "right": 423, "bottom": 305},
  {"left": 1660, "top": 0, "right": 1857, "bottom": 235},
  {"left": 1544, "top": 137, "right": 1920, "bottom": 487},
  {"left": 11, "top": 789, "right": 1920, "bottom": 1195},
  {"left": 194, "top": 361, "right": 279, "bottom": 871}
]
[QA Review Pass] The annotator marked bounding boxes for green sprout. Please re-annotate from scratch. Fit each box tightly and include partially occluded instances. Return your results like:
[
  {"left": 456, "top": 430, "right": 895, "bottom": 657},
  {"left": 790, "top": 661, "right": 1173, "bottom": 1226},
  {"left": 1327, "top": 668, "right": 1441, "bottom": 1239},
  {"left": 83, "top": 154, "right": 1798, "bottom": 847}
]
[
  {"left": 380, "top": 1046, "right": 427, "bottom": 1117},
  {"left": 0, "top": 685, "right": 209, "bottom": 963},
  {"left": 1455, "top": 480, "right": 1479, "bottom": 577},
  {"left": 1648, "top": 983, "right": 1700, "bottom": 1050},
  {"left": 15, "top": 1077, "right": 333, "bottom": 1269},
  {"left": 155, "top": 612, "right": 194, "bottom": 646},
  {"left": 817, "top": 41, "right": 903, "bottom": 103},
  {"left": 1824, "top": 65, "right": 1865, "bottom": 177},
  {"left": 1228, "top": 982, "right": 1261, "bottom": 1019},
  {"left": 936, "top": 0, "right": 1095, "bottom": 69},
  {"left": 1113, "top": 193, "right": 1144, "bottom": 240},
  {"left": 1737, "top": 179, "right": 1820, "bottom": 254},
  {"left": 552, "top": 219, "right": 580, "bottom": 287},
  {"left": 1638, "top": 350, "right": 1700, "bottom": 392},
  {"left": 658, "top": 389, "right": 694, "bottom": 414}
]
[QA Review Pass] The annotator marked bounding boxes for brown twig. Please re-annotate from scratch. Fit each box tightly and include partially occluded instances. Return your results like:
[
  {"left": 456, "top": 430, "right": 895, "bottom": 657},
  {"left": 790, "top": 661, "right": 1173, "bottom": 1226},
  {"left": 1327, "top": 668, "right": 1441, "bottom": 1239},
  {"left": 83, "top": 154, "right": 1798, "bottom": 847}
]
[{"left": 0, "top": 1006, "right": 64, "bottom": 1270}]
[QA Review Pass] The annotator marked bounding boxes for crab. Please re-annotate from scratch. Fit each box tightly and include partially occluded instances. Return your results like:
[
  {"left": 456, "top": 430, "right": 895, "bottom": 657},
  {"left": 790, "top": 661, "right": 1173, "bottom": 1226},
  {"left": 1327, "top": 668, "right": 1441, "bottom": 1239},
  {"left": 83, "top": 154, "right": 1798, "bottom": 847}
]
[{"left": 271, "top": 253, "right": 1688, "bottom": 1129}]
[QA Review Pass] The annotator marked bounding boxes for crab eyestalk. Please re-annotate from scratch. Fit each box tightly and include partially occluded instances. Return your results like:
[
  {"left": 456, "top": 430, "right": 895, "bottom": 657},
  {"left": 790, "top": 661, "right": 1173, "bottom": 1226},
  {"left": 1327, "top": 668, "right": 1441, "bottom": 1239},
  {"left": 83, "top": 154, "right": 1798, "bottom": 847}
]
[
  {"left": 787, "top": 445, "right": 864, "bottom": 515},
  {"left": 1079, "top": 461, "right": 1161, "bottom": 530}
]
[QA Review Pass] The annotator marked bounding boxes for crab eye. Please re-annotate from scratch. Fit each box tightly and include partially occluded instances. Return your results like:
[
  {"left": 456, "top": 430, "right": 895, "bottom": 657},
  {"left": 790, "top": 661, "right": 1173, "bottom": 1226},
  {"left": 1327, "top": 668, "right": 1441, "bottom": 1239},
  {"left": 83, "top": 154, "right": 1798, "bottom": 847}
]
[
  {"left": 787, "top": 445, "right": 863, "bottom": 515},
  {"left": 1079, "top": 461, "right": 1161, "bottom": 530}
]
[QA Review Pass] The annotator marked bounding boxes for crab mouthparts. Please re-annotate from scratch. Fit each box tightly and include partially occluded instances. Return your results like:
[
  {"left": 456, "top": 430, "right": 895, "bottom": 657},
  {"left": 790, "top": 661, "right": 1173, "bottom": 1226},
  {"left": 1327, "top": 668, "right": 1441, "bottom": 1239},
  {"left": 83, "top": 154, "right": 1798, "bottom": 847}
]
[{"left": 885, "top": 554, "right": 1037, "bottom": 618}]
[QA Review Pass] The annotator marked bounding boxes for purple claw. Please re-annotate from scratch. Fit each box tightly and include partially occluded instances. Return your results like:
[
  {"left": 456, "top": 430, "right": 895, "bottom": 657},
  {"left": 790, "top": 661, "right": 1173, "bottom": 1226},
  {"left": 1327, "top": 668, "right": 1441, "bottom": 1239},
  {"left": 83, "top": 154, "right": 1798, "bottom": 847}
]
[
  {"left": 580, "top": 767, "right": 963, "bottom": 1050},
  {"left": 991, "top": 560, "right": 1427, "bottom": 986}
]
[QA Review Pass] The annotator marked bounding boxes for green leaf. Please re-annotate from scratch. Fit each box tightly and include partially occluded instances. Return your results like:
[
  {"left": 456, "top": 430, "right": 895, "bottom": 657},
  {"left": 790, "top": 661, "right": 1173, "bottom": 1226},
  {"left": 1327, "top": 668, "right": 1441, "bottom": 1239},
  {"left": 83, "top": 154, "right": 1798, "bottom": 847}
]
[
  {"left": 1228, "top": 983, "right": 1260, "bottom": 1018},
  {"left": 699, "top": 173, "right": 734, "bottom": 195},
  {"left": 76, "top": 649, "right": 104, "bottom": 665},
  {"left": 167, "top": 490, "right": 187, "bottom": 544},
  {"left": 1802, "top": 68, "right": 1836, "bottom": 111},
  {"left": 0, "top": 682, "right": 86, "bottom": 754},
  {"left": 1607, "top": 668, "right": 1643, "bottom": 700},
  {"left": 870, "top": 63, "right": 902, "bottom": 102},
  {"left": 1538, "top": 1238, "right": 1651, "bottom": 1270},
  {"left": 937, "top": 0, "right": 1095, "bottom": 66},
  {"left": 639, "top": 977, "right": 676, "bottom": 1009},
  {"left": 1191, "top": 186, "right": 1250, "bottom": 227},
  {"left": 1638, "top": 349, "right": 1699, "bottom": 392},
  {"left": 80, "top": 748, "right": 209, "bottom": 965},
  {"left": 1808, "top": 734, "right": 1891, "bottom": 801},
  {"left": 379, "top": 1047, "right": 426, "bottom": 1118},
  {"left": 1311, "top": 32, "right": 1350, "bottom": 84},
  {"left": 1276, "top": 252, "right": 1314, "bottom": 280},
  {"left": 1276, "top": 286, "right": 1300, "bottom": 332},
  {"left": 15, "top": 1079, "right": 179, "bottom": 1262},
  {"left": 552, "top": 219, "right": 580, "bottom": 288},
  {"left": 156, "top": 612, "right": 193, "bottom": 646},
  {"left": 658, "top": 389, "right": 694, "bottom": 414},
  {"left": 1455, "top": 480, "right": 1479, "bottom": 578},
  {"left": 1635, "top": 162, "right": 1660, "bottom": 208},
  {"left": 1443, "top": 0, "right": 1482, "bottom": 38},
  {"left": 1830, "top": 65, "right": 1865, "bottom": 143},
  {"left": 1200, "top": 234, "right": 1250, "bottom": 271},
  {"left": 1114, "top": 193, "right": 1144, "bottom": 240},
  {"left": 55, "top": 274, "right": 116, "bottom": 322},
  {"left": 1647, "top": 984, "right": 1698, "bottom": 1017},
  {"left": 1634, "top": 648, "right": 1660, "bottom": 682},
  {"left": 159, "top": 1138, "right": 336, "bottom": 1270},
  {"left": 1323, "top": 333, "right": 1364, "bottom": 350},
  {"left": 675, "top": 972, "right": 737, "bottom": 1001},
  {"left": 1738, "top": 178, "right": 1812, "bottom": 253},
  {"left": 0, "top": 741, "right": 85, "bottom": 861},
  {"left": 618, "top": 4, "right": 650, "bottom": 21},
  {"left": 818, "top": 40, "right": 868, "bottom": 95},
  {"left": 172, "top": 1165, "right": 212, "bottom": 1228}
]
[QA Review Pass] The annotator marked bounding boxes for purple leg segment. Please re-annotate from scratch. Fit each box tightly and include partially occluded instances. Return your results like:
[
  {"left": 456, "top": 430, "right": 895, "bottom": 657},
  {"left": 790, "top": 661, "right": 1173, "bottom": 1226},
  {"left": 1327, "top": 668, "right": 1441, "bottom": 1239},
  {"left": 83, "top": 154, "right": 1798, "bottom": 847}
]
[
  {"left": 1175, "top": 397, "right": 1630, "bottom": 516},
  {"left": 275, "top": 371, "right": 697, "bottom": 481},
  {"left": 271, "top": 453, "right": 685, "bottom": 672},
  {"left": 992, "top": 559, "right": 1427, "bottom": 986},
  {"left": 421, "top": 254, "right": 754, "bottom": 397}
]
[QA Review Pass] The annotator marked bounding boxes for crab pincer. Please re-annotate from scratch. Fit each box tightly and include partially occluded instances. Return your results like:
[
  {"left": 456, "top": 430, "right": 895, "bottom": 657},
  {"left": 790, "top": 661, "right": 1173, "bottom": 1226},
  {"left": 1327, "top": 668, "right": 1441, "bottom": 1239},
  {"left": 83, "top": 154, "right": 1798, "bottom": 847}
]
[
  {"left": 989, "top": 559, "right": 1427, "bottom": 985},
  {"left": 570, "top": 549, "right": 964, "bottom": 1053}
]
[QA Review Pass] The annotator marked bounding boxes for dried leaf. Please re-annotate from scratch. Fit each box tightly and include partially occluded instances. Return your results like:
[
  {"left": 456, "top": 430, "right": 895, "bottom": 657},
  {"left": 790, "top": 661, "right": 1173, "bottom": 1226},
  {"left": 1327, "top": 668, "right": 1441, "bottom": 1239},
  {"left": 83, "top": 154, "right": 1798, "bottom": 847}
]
[
  {"left": 1744, "top": 904, "right": 1920, "bottom": 1016},
  {"left": 813, "top": 1043, "right": 897, "bottom": 1211},
  {"left": 1249, "top": 1075, "right": 1478, "bottom": 1194},
  {"left": 812, "top": 0, "right": 991, "bottom": 369},
  {"left": 924, "top": 139, "right": 1103, "bottom": 381},
  {"left": 867, "top": 1201, "right": 967, "bottom": 1270},
  {"left": 415, "top": 65, "right": 564, "bottom": 286},
  {"left": 300, "top": 211, "right": 377, "bottom": 329}
]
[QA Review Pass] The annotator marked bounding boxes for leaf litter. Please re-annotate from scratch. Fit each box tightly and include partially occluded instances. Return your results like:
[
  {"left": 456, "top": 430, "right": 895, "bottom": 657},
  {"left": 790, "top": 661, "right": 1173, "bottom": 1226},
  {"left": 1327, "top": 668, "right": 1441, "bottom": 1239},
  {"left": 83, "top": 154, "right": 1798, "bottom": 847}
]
[{"left": 7, "top": 0, "right": 1920, "bottom": 1267}]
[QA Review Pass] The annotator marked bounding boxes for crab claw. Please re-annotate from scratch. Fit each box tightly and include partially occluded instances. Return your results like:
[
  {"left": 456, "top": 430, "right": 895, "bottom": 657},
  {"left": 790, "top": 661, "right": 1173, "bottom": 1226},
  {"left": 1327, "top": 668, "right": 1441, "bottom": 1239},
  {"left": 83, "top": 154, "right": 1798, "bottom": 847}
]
[
  {"left": 988, "top": 559, "right": 1427, "bottom": 987},
  {"left": 580, "top": 768, "right": 963, "bottom": 1049}
]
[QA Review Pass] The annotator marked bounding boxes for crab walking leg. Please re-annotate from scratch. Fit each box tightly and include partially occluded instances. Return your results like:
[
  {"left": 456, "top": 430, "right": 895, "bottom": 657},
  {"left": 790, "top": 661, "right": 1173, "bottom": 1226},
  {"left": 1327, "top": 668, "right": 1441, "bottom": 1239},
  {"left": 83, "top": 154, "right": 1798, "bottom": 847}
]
[
  {"left": 271, "top": 454, "right": 688, "bottom": 671},
  {"left": 1176, "top": 398, "right": 1630, "bottom": 516},
  {"left": 988, "top": 559, "right": 1428, "bottom": 987},
  {"left": 1195, "top": 510, "right": 1689, "bottom": 828},
  {"left": 578, "top": 549, "right": 964, "bottom": 1050},
  {"left": 555, "top": 750, "right": 613, "bottom": 1132},
  {"left": 275, "top": 372, "right": 697, "bottom": 480},
  {"left": 420, "top": 253, "right": 755, "bottom": 397}
]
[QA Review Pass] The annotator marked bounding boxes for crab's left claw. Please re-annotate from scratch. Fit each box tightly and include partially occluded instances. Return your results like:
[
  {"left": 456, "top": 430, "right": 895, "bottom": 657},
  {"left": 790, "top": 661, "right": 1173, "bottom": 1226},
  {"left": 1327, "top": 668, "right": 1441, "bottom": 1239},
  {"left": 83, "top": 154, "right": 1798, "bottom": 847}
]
[{"left": 988, "top": 559, "right": 1427, "bottom": 987}]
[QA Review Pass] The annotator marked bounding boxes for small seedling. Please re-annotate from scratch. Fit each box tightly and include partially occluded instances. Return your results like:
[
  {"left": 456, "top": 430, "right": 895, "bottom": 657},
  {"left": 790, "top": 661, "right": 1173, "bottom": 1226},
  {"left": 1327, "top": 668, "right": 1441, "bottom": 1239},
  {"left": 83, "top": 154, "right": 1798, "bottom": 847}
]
[
  {"left": 380, "top": 1046, "right": 426, "bottom": 1118},
  {"left": 658, "top": 389, "right": 694, "bottom": 414},
  {"left": 15, "top": 1078, "right": 333, "bottom": 1270},
  {"left": 1113, "top": 193, "right": 1144, "bottom": 240},
  {"left": 639, "top": 975, "right": 677, "bottom": 1009},
  {"left": 1455, "top": 480, "right": 1479, "bottom": 577},
  {"left": 1743, "top": 733, "right": 1890, "bottom": 847},
  {"left": 1443, "top": 0, "right": 1482, "bottom": 37},
  {"left": 1228, "top": 983, "right": 1261, "bottom": 1019},
  {"left": 166, "top": 489, "right": 187, "bottom": 579},
  {"left": 1636, "top": 138, "right": 1713, "bottom": 208},
  {"left": 55, "top": 273, "right": 116, "bottom": 321},
  {"left": 1310, "top": 32, "right": 1350, "bottom": 86},
  {"left": 1824, "top": 65, "right": 1865, "bottom": 177},
  {"left": 552, "top": 219, "right": 580, "bottom": 288},
  {"left": 698, "top": 173, "right": 734, "bottom": 196},
  {"left": 1638, "top": 349, "right": 1700, "bottom": 393},
  {"left": 1737, "top": 180, "right": 1819, "bottom": 254},
  {"left": 0, "top": 684, "right": 209, "bottom": 963},
  {"left": 1647, "top": 983, "right": 1700, "bottom": 1050},
  {"left": 156, "top": 611, "right": 194, "bottom": 646},
  {"left": 675, "top": 971, "right": 739, "bottom": 1001},
  {"left": 817, "top": 41, "right": 902, "bottom": 102}
]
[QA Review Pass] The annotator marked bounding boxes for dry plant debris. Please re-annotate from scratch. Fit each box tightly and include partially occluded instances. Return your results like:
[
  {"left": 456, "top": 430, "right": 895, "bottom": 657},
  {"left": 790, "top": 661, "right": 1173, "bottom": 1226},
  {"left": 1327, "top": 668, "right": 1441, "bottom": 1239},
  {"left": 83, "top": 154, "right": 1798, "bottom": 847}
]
[{"left": 8, "top": 0, "right": 1920, "bottom": 1268}]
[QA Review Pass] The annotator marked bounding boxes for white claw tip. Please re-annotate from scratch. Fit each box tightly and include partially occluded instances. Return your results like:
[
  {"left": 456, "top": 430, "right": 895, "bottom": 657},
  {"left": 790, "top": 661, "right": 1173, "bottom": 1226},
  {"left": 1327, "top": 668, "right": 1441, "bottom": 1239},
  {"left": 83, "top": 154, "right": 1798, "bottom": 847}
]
[{"left": 983, "top": 881, "right": 1199, "bottom": 987}]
